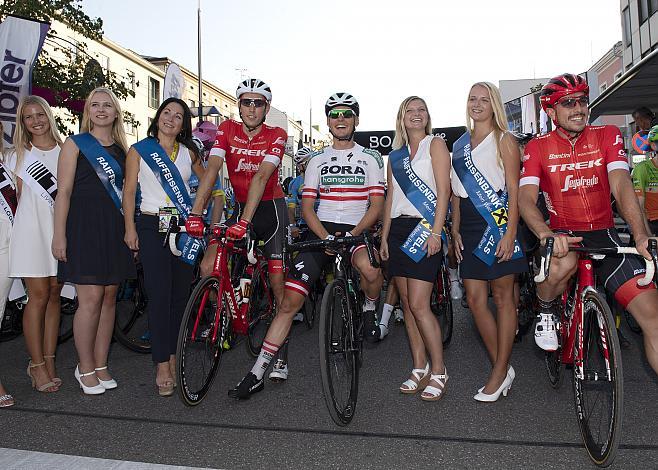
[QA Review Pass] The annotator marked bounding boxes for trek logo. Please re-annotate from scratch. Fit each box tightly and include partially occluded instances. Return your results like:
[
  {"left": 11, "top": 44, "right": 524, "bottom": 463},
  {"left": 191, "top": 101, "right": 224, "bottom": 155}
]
[
  {"left": 561, "top": 174, "right": 599, "bottom": 192},
  {"left": 548, "top": 158, "right": 602, "bottom": 173},
  {"left": 230, "top": 146, "right": 267, "bottom": 157},
  {"left": 235, "top": 159, "right": 260, "bottom": 172},
  {"left": 320, "top": 165, "right": 365, "bottom": 175}
]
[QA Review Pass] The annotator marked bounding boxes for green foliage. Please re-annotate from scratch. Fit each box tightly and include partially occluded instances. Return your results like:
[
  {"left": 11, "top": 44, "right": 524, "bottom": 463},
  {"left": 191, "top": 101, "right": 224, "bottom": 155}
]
[{"left": 0, "top": 0, "right": 138, "bottom": 134}]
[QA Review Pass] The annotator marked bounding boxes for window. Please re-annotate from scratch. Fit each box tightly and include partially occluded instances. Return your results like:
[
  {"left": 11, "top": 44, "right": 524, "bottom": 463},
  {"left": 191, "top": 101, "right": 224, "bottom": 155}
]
[
  {"left": 125, "top": 70, "right": 136, "bottom": 92},
  {"left": 600, "top": 83, "right": 607, "bottom": 93},
  {"left": 148, "top": 77, "right": 160, "bottom": 109},
  {"left": 614, "top": 71, "right": 622, "bottom": 81},
  {"left": 651, "top": 0, "right": 658, "bottom": 15},
  {"left": 622, "top": 7, "right": 632, "bottom": 45},
  {"left": 94, "top": 52, "right": 110, "bottom": 72},
  {"left": 124, "top": 121, "right": 136, "bottom": 135},
  {"left": 639, "top": 0, "right": 649, "bottom": 24}
]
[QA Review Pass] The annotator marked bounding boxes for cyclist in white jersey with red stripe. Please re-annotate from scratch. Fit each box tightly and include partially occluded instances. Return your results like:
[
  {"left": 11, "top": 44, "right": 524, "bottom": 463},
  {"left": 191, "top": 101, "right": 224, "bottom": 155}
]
[{"left": 229, "top": 93, "right": 385, "bottom": 399}]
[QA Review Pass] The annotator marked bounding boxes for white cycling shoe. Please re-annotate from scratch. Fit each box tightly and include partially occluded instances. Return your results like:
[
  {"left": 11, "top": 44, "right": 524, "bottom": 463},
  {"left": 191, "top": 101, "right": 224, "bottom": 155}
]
[
  {"left": 534, "top": 314, "right": 558, "bottom": 351},
  {"left": 449, "top": 281, "right": 463, "bottom": 300},
  {"left": 269, "top": 359, "right": 288, "bottom": 382}
]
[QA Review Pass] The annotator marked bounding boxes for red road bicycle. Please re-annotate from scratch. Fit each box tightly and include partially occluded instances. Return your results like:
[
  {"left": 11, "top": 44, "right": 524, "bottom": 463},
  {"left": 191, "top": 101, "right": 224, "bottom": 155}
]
[
  {"left": 172, "top": 223, "right": 275, "bottom": 406},
  {"left": 536, "top": 237, "right": 657, "bottom": 467}
]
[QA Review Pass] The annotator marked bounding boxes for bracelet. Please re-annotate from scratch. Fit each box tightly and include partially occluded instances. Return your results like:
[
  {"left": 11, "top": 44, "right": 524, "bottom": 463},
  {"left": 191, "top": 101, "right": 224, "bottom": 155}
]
[
  {"left": 430, "top": 232, "right": 441, "bottom": 241},
  {"left": 189, "top": 212, "right": 202, "bottom": 217}
]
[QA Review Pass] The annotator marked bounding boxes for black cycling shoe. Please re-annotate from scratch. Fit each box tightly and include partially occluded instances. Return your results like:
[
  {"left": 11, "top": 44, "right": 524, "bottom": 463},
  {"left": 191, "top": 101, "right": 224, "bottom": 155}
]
[
  {"left": 228, "top": 372, "right": 264, "bottom": 399},
  {"left": 363, "top": 309, "right": 380, "bottom": 343}
]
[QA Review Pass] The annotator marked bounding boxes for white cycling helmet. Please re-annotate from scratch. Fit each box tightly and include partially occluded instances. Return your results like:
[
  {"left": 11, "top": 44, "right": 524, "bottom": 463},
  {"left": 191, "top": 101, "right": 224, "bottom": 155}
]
[
  {"left": 236, "top": 78, "right": 272, "bottom": 102},
  {"left": 325, "top": 92, "right": 359, "bottom": 116},
  {"left": 293, "top": 147, "right": 313, "bottom": 164}
]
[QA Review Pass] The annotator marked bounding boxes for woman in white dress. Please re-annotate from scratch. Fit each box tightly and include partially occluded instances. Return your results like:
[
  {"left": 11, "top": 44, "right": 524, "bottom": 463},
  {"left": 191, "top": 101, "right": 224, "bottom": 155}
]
[
  {"left": 0, "top": 121, "right": 18, "bottom": 407},
  {"left": 7, "top": 96, "right": 63, "bottom": 393}
]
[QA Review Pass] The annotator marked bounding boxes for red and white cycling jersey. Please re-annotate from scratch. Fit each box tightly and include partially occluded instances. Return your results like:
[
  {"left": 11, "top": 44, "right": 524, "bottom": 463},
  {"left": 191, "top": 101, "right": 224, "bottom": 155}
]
[
  {"left": 209, "top": 119, "right": 287, "bottom": 203},
  {"left": 302, "top": 144, "right": 385, "bottom": 226},
  {"left": 520, "top": 125, "right": 629, "bottom": 231}
]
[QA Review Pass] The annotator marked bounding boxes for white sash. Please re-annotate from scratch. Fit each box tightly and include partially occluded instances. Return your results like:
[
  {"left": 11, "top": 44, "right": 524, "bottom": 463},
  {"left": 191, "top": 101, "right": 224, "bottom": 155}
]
[{"left": 19, "top": 148, "right": 57, "bottom": 209}]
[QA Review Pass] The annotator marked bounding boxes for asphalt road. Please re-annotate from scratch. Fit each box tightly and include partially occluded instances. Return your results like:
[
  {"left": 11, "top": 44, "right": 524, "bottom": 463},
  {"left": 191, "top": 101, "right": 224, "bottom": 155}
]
[{"left": 1, "top": 300, "right": 657, "bottom": 469}]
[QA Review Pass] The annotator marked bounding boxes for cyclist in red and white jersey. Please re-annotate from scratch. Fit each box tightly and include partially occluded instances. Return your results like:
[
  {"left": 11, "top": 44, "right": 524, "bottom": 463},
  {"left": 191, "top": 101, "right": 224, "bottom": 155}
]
[
  {"left": 228, "top": 93, "right": 385, "bottom": 399},
  {"left": 518, "top": 73, "right": 658, "bottom": 375},
  {"left": 186, "top": 79, "right": 288, "bottom": 305}
]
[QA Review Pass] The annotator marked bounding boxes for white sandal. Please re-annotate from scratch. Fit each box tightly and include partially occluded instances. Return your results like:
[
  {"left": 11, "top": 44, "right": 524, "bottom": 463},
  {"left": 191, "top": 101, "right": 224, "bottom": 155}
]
[
  {"left": 420, "top": 368, "right": 448, "bottom": 402},
  {"left": 399, "top": 363, "right": 430, "bottom": 394}
]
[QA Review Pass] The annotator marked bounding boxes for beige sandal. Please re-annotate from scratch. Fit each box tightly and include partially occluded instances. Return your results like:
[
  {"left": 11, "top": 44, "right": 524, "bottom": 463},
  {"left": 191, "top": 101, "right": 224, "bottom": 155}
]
[
  {"left": 420, "top": 368, "right": 448, "bottom": 402},
  {"left": 44, "top": 355, "right": 62, "bottom": 387},
  {"left": 27, "top": 361, "right": 58, "bottom": 393},
  {"left": 399, "top": 363, "right": 430, "bottom": 394}
]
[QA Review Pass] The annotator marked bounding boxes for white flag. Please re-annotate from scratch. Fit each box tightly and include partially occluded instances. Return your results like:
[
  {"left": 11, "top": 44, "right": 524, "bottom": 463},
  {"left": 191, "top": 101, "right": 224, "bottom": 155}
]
[{"left": 0, "top": 15, "right": 49, "bottom": 147}]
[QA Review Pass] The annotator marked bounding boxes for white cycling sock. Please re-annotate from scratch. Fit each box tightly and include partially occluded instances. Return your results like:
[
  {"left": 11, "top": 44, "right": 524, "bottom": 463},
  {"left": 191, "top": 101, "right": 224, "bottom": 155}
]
[
  {"left": 251, "top": 340, "right": 280, "bottom": 380},
  {"left": 380, "top": 303, "right": 394, "bottom": 328},
  {"left": 363, "top": 295, "right": 377, "bottom": 311},
  {"left": 448, "top": 267, "right": 460, "bottom": 283}
]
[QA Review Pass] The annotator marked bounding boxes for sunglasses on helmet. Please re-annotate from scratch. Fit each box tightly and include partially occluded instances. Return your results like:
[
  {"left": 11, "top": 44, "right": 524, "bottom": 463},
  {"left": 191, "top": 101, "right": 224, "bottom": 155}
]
[
  {"left": 240, "top": 98, "right": 267, "bottom": 108},
  {"left": 556, "top": 96, "right": 589, "bottom": 109},
  {"left": 328, "top": 109, "right": 356, "bottom": 119}
]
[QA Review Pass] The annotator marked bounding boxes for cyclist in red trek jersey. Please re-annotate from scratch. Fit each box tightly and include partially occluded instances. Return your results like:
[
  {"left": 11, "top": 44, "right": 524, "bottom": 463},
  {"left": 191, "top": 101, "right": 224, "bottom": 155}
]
[
  {"left": 186, "top": 79, "right": 288, "bottom": 306},
  {"left": 518, "top": 73, "right": 658, "bottom": 376}
]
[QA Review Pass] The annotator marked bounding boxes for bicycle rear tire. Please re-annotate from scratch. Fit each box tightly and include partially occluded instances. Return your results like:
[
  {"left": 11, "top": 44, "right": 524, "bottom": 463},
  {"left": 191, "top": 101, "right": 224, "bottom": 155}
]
[
  {"left": 303, "top": 286, "right": 316, "bottom": 330},
  {"left": 114, "top": 277, "right": 151, "bottom": 353},
  {"left": 574, "top": 290, "right": 623, "bottom": 467},
  {"left": 430, "top": 265, "right": 453, "bottom": 346},
  {"left": 319, "top": 279, "right": 359, "bottom": 426},
  {"left": 177, "top": 276, "right": 227, "bottom": 406},
  {"left": 246, "top": 261, "right": 274, "bottom": 357}
]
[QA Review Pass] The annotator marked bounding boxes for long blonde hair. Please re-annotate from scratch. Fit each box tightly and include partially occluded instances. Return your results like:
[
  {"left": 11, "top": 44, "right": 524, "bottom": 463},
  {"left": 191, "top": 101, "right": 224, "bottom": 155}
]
[
  {"left": 392, "top": 96, "right": 433, "bottom": 150},
  {"left": 81, "top": 87, "right": 128, "bottom": 154},
  {"left": 12, "top": 95, "right": 63, "bottom": 172},
  {"left": 465, "top": 82, "right": 508, "bottom": 167}
]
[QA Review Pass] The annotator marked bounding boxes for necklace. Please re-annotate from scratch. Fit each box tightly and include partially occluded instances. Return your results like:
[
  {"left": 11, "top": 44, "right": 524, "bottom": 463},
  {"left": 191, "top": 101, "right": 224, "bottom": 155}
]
[{"left": 169, "top": 141, "right": 179, "bottom": 163}]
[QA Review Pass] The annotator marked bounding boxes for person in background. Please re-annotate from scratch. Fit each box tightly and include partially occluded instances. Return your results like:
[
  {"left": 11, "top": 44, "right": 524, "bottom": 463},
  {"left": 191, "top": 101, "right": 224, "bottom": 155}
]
[
  {"left": 6, "top": 96, "right": 64, "bottom": 393},
  {"left": 53, "top": 87, "right": 136, "bottom": 395},
  {"left": 632, "top": 107, "right": 657, "bottom": 132},
  {"left": 123, "top": 98, "right": 204, "bottom": 397},
  {"left": 632, "top": 125, "right": 658, "bottom": 236},
  {"left": 0, "top": 121, "right": 18, "bottom": 406}
]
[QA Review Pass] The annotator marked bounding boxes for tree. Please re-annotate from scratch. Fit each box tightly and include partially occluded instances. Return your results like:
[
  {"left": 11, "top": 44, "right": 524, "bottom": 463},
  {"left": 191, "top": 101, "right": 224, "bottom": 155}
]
[{"left": 0, "top": 0, "right": 138, "bottom": 133}]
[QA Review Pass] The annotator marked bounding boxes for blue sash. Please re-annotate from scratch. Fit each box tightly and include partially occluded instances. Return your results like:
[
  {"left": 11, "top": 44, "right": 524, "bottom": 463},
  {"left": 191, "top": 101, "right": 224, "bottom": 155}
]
[
  {"left": 133, "top": 137, "right": 202, "bottom": 265},
  {"left": 451, "top": 132, "right": 522, "bottom": 266},
  {"left": 71, "top": 133, "right": 124, "bottom": 213},
  {"left": 390, "top": 144, "right": 446, "bottom": 262}
]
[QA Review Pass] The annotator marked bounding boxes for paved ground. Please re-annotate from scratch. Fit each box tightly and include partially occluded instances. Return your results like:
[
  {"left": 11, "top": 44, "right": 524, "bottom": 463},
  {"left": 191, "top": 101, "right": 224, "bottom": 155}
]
[{"left": 1, "top": 300, "right": 657, "bottom": 469}]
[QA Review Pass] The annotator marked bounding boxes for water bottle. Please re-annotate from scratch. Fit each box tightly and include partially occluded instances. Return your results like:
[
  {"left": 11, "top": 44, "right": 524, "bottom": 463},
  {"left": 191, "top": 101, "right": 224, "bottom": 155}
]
[{"left": 240, "top": 278, "right": 252, "bottom": 304}]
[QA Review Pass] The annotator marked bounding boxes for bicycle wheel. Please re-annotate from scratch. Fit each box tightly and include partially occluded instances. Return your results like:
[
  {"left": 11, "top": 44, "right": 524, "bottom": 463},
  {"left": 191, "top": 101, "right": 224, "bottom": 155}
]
[
  {"left": 177, "top": 276, "right": 227, "bottom": 406},
  {"left": 114, "top": 277, "right": 151, "bottom": 354},
  {"left": 622, "top": 307, "right": 642, "bottom": 335},
  {"left": 246, "top": 261, "right": 274, "bottom": 357},
  {"left": 573, "top": 290, "right": 623, "bottom": 467},
  {"left": 0, "top": 300, "right": 24, "bottom": 342},
  {"left": 430, "top": 265, "right": 453, "bottom": 346},
  {"left": 318, "top": 278, "right": 359, "bottom": 426},
  {"left": 57, "top": 296, "right": 77, "bottom": 344},
  {"left": 303, "top": 283, "right": 316, "bottom": 329}
]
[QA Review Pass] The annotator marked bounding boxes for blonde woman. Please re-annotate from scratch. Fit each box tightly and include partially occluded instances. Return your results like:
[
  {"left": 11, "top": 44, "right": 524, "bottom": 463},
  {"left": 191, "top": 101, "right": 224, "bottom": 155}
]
[
  {"left": 53, "top": 87, "right": 135, "bottom": 395},
  {"left": 7, "top": 96, "right": 63, "bottom": 393},
  {"left": 0, "top": 121, "right": 18, "bottom": 406},
  {"left": 380, "top": 96, "right": 451, "bottom": 401},
  {"left": 450, "top": 82, "right": 525, "bottom": 402}
]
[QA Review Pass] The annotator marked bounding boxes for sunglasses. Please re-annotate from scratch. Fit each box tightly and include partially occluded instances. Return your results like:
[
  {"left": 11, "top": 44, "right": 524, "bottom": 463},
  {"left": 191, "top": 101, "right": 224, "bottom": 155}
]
[
  {"left": 328, "top": 109, "right": 356, "bottom": 119},
  {"left": 240, "top": 98, "right": 267, "bottom": 108},
  {"left": 556, "top": 96, "right": 589, "bottom": 109}
]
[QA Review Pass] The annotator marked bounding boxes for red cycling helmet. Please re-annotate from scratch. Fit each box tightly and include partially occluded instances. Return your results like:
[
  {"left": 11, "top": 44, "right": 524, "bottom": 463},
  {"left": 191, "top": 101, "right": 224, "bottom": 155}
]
[{"left": 540, "top": 73, "right": 589, "bottom": 111}]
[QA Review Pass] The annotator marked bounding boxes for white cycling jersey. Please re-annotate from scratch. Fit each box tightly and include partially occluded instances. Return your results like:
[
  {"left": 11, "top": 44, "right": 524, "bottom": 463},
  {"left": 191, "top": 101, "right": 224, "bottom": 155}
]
[{"left": 302, "top": 143, "right": 385, "bottom": 226}]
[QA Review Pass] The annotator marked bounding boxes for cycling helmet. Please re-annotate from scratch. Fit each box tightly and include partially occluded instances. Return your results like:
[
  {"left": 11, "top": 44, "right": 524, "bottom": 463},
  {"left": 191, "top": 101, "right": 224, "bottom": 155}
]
[
  {"left": 224, "top": 186, "right": 234, "bottom": 203},
  {"left": 191, "top": 135, "right": 205, "bottom": 153},
  {"left": 236, "top": 78, "right": 272, "bottom": 102},
  {"left": 293, "top": 147, "right": 313, "bottom": 164},
  {"left": 540, "top": 73, "right": 589, "bottom": 111},
  {"left": 648, "top": 125, "right": 658, "bottom": 143},
  {"left": 325, "top": 92, "right": 360, "bottom": 116}
]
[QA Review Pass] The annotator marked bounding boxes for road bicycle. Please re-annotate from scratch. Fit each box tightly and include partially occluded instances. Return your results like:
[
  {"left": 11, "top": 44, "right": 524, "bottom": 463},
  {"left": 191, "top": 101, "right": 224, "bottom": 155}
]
[
  {"left": 289, "top": 232, "right": 378, "bottom": 426},
  {"left": 536, "top": 237, "right": 657, "bottom": 467},
  {"left": 430, "top": 248, "right": 454, "bottom": 346},
  {"left": 175, "top": 224, "right": 275, "bottom": 406}
]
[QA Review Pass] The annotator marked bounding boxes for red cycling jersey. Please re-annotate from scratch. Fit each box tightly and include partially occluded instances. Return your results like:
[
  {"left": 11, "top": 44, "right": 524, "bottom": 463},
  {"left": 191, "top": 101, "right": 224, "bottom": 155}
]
[
  {"left": 209, "top": 119, "right": 287, "bottom": 203},
  {"left": 520, "top": 125, "right": 629, "bottom": 231}
]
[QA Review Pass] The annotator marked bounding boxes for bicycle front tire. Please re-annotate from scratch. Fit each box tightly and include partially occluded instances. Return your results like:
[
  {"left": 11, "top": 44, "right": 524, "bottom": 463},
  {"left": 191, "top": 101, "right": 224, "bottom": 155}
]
[
  {"left": 114, "top": 278, "right": 151, "bottom": 353},
  {"left": 574, "top": 290, "right": 623, "bottom": 467},
  {"left": 318, "top": 278, "right": 358, "bottom": 426},
  {"left": 177, "top": 276, "right": 227, "bottom": 406},
  {"left": 430, "top": 264, "right": 453, "bottom": 346}
]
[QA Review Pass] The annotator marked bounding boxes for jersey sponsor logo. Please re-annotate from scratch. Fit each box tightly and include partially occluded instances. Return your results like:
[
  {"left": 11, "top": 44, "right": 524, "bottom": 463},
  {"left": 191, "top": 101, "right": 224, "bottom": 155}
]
[
  {"left": 233, "top": 136, "right": 248, "bottom": 144},
  {"left": 363, "top": 147, "right": 384, "bottom": 168},
  {"left": 619, "top": 149, "right": 627, "bottom": 157},
  {"left": 548, "top": 152, "right": 570, "bottom": 160},
  {"left": 614, "top": 135, "right": 623, "bottom": 146},
  {"left": 235, "top": 158, "right": 260, "bottom": 172},
  {"left": 548, "top": 158, "right": 602, "bottom": 173},
  {"left": 561, "top": 174, "right": 599, "bottom": 192},
  {"left": 230, "top": 146, "right": 267, "bottom": 157},
  {"left": 320, "top": 165, "right": 366, "bottom": 176},
  {"left": 295, "top": 260, "right": 305, "bottom": 271},
  {"left": 274, "top": 137, "right": 286, "bottom": 146},
  {"left": 271, "top": 147, "right": 281, "bottom": 155}
]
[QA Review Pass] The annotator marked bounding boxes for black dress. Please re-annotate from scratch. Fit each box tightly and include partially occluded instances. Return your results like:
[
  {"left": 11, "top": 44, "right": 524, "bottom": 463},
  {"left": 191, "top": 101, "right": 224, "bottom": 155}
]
[
  {"left": 387, "top": 217, "right": 442, "bottom": 283},
  {"left": 58, "top": 143, "right": 136, "bottom": 285}
]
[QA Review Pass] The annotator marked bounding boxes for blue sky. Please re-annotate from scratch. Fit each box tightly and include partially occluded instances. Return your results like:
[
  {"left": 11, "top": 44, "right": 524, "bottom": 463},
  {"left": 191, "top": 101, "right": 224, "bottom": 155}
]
[{"left": 82, "top": 0, "right": 622, "bottom": 131}]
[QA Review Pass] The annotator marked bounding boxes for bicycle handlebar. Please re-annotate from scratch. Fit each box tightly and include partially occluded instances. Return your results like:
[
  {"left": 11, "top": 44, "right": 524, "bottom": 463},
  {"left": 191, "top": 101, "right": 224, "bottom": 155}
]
[
  {"left": 535, "top": 237, "right": 657, "bottom": 287},
  {"left": 287, "top": 231, "right": 380, "bottom": 269}
]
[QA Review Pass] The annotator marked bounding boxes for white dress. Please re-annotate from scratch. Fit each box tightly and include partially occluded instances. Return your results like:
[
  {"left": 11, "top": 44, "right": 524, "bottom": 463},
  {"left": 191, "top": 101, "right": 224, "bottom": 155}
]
[{"left": 7, "top": 146, "right": 59, "bottom": 277}]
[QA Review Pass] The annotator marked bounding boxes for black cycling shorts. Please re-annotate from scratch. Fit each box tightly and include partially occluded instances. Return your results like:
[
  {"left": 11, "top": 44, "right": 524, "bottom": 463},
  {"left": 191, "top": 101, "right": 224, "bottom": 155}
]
[
  {"left": 284, "top": 222, "right": 363, "bottom": 297},
  {"left": 227, "top": 198, "right": 288, "bottom": 262}
]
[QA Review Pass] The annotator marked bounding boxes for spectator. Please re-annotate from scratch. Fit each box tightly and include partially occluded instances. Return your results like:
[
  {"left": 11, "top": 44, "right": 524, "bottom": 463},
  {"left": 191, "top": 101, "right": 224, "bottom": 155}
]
[{"left": 632, "top": 107, "right": 657, "bottom": 132}]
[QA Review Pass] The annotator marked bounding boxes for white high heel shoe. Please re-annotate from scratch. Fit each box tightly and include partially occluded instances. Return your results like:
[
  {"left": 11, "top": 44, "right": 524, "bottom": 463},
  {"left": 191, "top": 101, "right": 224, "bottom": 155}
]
[
  {"left": 474, "top": 373, "right": 512, "bottom": 402},
  {"left": 478, "top": 365, "right": 515, "bottom": 393},
  {"left": 75, "top": 365, "right": 105, "bottom": 395},
  {"left": 95, "top": 366, "right": 117, "bottom": 390}
]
